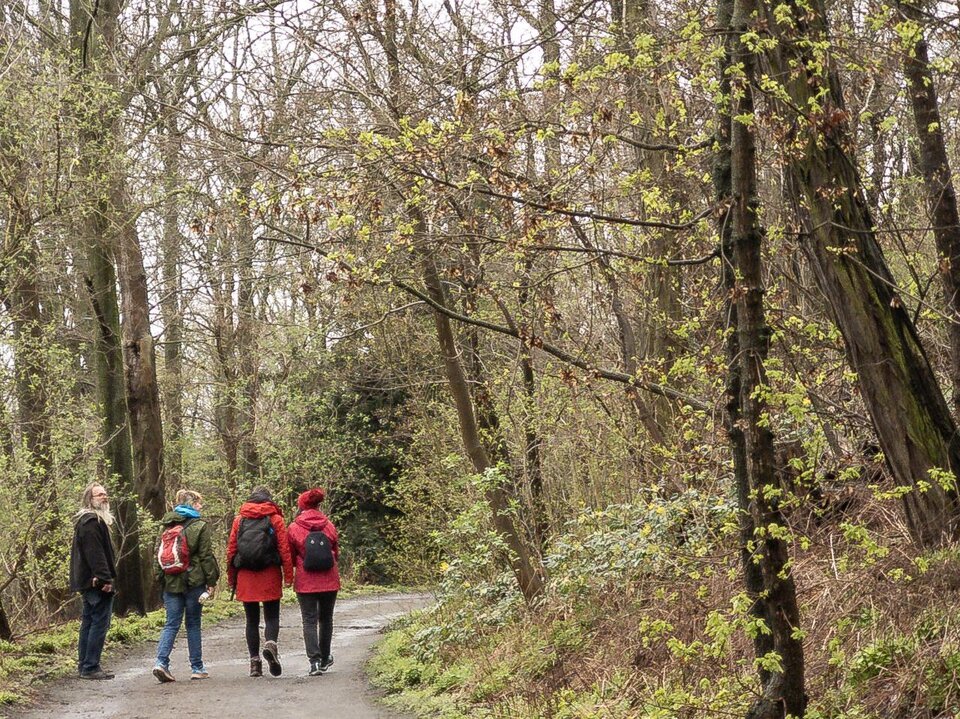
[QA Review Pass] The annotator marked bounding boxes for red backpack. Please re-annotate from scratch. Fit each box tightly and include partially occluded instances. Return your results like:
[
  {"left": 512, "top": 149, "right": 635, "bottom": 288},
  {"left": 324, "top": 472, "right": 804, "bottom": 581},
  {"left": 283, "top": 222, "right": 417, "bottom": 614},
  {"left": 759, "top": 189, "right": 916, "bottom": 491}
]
[{"left": 157, "top": 520, "right": 194, "bottom": 575}]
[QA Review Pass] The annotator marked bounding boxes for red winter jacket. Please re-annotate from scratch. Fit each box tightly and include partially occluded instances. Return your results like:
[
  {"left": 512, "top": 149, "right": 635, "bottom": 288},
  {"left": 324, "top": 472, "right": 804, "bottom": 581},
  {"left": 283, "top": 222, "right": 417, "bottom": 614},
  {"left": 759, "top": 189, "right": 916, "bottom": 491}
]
[
  {"left": 226, "top": 501, "right": 294, "bottom": 602},
  {"left": 287, "top": 509, "right": 341, "bottom": 594}
]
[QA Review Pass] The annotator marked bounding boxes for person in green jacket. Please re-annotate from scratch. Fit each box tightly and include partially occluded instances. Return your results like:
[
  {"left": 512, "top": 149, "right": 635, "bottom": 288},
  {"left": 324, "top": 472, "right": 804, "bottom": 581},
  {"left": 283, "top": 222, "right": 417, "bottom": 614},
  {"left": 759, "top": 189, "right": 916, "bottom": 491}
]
[{"left": 152, "top": 490, "right": 220, "bottom": 683}]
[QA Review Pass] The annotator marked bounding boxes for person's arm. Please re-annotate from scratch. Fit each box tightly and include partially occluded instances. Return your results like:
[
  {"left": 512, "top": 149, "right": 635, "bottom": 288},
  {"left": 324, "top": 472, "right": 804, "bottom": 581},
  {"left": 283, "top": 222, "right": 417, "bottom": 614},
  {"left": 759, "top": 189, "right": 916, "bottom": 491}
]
[
  {"left": 274, "top": 516, "right": 294, "bottom": 587},
  {"left": 226, "top": 517, "right": 240, "bottom": 588},
  {"left": 196, "top": 522, "right": 221, "bottom": 589},
  {"left": 326, "top": 522, "right": 340, "bottom": 560},
  {"left": 287, "top": 523, "right": 302, "bottom": 564}
]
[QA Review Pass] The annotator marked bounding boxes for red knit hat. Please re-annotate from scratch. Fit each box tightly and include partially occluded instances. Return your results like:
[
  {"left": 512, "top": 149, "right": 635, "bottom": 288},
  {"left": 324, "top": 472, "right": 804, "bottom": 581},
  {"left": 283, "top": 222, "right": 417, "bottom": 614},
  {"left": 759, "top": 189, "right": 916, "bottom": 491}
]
[{"left": 297, "top": 488, "right": 326, "bottom": 510}]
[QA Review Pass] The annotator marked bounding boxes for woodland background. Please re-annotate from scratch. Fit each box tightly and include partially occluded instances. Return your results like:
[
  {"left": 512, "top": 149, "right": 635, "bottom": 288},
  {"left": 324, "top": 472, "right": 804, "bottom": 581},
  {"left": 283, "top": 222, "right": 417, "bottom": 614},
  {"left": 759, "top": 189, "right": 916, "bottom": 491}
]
[{"left": 3, "top": 0, "right": 960, "bottom": 716}]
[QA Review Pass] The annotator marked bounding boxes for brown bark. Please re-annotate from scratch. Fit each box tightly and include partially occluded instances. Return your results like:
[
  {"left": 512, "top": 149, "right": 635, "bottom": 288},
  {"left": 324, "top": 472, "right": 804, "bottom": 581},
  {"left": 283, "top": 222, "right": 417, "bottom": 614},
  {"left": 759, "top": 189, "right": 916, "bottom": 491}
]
[
  {"left": 898, "top": 0, "right": 960, "bottom": 416},
  {"left": 379, "top": 0, "right": 545, "bottom": 600},
  {"left": 158, "top": 107, "right": 184, "bottom": 488},
  {"left": 116, "top": 187, "right": 166, "bottom": 521},
  {"left": 715, "top": 0, "right": 774, "bottom": 689},
  {"left": 421, "top": 250, "right": 545, "bottom": 602},
  {"left": 730, "top": 0, "right": 806, "bottom": 712},
  {"left": 768, "top": 0, "right": 960, "bottom": 547},
  {"left": 70, "top": 0, "right": 145, "bottom": 615}
]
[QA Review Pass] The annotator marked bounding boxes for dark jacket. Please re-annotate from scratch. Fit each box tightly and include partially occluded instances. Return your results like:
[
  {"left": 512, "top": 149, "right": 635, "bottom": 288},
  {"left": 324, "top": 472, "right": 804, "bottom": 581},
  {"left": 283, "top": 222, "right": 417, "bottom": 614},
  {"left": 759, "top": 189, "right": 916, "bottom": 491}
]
[
  {"left": 288, "top": 509, "right": 341, "bottom": 594},
  {"left": 154, "top": 510, "right": 221, "bottom": 594},
  {"left": 69, "top": 513, "right": 117, "bottom": 593},
  {"left": 226, "top": 500, "right": 293, "bottom": 602}
]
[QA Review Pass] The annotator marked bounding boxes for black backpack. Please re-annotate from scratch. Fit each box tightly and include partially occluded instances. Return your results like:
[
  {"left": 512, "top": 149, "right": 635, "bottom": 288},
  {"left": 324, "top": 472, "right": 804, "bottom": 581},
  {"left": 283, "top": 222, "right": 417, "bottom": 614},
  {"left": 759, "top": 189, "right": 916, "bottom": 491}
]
[
  {"left": 233, "top": 516, "right": 280, "bottom": 570},
  {"left": 303, "top": 530, "right": 334, "bottom": 572}
]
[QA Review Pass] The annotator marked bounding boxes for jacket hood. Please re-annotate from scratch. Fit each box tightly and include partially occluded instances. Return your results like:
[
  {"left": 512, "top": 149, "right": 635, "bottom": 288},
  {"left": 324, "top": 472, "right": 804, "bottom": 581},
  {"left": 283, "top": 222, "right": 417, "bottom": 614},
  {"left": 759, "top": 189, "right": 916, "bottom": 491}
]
[
  {"left": 240, "top": 501, "right": 282, "bottom": 519},
  {"left": 161, "top": 510, "right": 189, "bottom": 526},
  {"left": 173, "top": 504, "right": 201, "bottom": 519},
  {"left": 294, "top": 508, "right": 330, "bottom": 531}
]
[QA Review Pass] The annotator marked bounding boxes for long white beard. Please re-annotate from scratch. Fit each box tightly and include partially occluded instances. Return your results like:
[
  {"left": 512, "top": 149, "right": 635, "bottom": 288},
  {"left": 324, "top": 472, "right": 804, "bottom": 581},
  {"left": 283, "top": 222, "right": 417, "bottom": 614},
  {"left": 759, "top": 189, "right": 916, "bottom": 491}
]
[{"left": 77, "top": 505, "right": 115, "bottom": 526}]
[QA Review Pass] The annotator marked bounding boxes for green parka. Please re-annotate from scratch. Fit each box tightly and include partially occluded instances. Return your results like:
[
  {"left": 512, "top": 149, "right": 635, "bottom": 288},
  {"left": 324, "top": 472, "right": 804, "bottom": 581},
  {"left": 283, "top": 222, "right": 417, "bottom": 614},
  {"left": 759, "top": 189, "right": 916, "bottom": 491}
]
[{"left": 154, "top": 510, "right": 221, "bottom": 594}]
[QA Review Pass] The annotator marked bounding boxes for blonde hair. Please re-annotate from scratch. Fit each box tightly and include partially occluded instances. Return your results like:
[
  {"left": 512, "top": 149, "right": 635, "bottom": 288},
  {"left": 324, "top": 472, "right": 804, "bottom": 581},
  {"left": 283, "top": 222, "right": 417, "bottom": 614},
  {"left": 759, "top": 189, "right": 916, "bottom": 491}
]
[{"left": 175, "top": 489, "right": 203, "bottom": 507}]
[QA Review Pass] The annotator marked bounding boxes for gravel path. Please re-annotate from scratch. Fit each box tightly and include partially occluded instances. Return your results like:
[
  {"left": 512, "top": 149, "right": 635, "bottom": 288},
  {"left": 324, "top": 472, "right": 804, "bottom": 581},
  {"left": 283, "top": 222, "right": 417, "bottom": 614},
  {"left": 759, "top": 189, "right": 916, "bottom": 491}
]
[{"left": 18, "top": 592, "right": 431, "bottom": 719}]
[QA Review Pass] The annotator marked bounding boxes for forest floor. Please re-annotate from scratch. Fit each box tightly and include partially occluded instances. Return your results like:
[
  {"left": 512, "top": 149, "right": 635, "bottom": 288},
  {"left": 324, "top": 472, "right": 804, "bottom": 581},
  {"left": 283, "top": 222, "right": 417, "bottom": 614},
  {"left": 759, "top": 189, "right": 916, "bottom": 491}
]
[{"left": 15, "top": 592, "right": 430, "bottom": 719}]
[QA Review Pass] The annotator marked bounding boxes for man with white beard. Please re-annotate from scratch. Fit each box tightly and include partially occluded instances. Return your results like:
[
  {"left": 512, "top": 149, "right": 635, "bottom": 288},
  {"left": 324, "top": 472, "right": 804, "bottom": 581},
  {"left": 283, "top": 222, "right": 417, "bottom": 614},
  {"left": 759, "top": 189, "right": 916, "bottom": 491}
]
[{"left": 69, "top": 483, "right": 117, "bottom": 680}]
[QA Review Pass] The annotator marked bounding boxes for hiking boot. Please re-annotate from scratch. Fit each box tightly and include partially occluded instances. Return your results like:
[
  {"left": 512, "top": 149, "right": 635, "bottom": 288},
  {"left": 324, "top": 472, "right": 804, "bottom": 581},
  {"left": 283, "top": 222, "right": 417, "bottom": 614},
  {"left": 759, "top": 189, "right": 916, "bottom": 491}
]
[
  {"left": 262, "top": 640, "right": 282, "bottom": 677},
  {"left": 152, "top": 665, "right": 175, "bottom": 683},
  {"left": 308, "top": 659, "right": 323, "bottom": 676},
  {"left": 249, "top": 658, "right": 263, "bottom": 677},
  {"left": 190, "top": 668, "right": 210, "bottom": 680},
  {"left": 319, "top": 655, "right": 334, "bottom": 673},
  {"left": 80, "top": 669, "right": 115, "bottom": 681}
]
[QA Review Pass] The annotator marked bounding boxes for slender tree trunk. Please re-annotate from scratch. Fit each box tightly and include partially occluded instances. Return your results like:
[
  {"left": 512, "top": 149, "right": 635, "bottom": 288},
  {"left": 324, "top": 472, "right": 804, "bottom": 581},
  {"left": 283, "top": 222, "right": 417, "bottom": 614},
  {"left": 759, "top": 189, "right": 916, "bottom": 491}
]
[
  {"left": 898, "top": 0, "right": 960, "bottom": 416},
  {"left": 768, "top": 0, "right": 960, "bottom": 547},
  {"left": 159, "top": 108, "right": 184, "bottom": 488},
  {"left": 729, "top": 0, "right": 806, "bottom": 712},
  {"left": 715, "top": 0, "right": 774, "bottom": 690},
  {"left": 380, "top": 0, "right": 545, "bottom": 601},
  {"left": 613, "top": 0, "right": 679, "bottom": 435},
  {"left": 236, "top": 184, "right": 261, "bottom": 482},
  {"left": 3, "top": 192, "right": 63, "bottom": 609},
  {"left": 421, "top": 250, "right": 545, "bottom": 602}
]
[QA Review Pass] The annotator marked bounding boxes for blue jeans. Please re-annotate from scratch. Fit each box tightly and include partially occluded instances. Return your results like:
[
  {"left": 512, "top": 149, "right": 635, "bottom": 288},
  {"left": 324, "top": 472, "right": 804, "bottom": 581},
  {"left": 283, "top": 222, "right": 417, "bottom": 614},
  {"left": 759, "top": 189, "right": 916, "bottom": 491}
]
[
  {"left": 156, "top": 584, "right": 206, "bottom": 671},
  {"left": 78, "top": 589, "right": 114, "bottom": 674}
]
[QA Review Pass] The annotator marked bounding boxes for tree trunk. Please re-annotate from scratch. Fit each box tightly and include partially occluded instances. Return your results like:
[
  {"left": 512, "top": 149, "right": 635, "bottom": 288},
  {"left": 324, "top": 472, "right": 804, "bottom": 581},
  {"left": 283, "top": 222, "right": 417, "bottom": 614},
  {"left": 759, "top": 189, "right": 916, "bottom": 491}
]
[
  {"left": 116, "top": 186, "right": 166, "bottom": 521},
  {"left": 84, "top": 242, "right": 146, "bottom": 615},
  {"left": 70, "top": 0, "right": 145, "bottom": 615},
  {"left": 235, "top": 183, "right": 261, "bottom": 482},
  {"left": 380, "top": 0, "right": 545, "bottom": 601},
  {"left": 714, "top": 0, "right": 774, "bottom": 689},
  {"left": 898, "top": 0, "right": 960, "bottom": 416},
  {"left": 729, "top": 0, "right": 806, "bottom": 712},
  {"left": 768, "top": 0, "right": 960, "bottom": 547},
  {"left": 421, "top": 250, "right": 546, "bottom": 602},
  {"left": 3, "top": 191, "right": 63, "bottom": 609},
  {"left": 158, "top": 107, "right": 184, "bottom": 488}
]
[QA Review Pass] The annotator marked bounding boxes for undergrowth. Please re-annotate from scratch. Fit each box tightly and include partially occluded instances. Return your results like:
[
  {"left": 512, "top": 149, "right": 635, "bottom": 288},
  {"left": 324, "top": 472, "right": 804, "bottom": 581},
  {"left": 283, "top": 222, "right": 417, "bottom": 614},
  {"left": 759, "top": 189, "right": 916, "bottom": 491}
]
[{"left": 369, "top": 475, "right": 960, "bottom": 718}]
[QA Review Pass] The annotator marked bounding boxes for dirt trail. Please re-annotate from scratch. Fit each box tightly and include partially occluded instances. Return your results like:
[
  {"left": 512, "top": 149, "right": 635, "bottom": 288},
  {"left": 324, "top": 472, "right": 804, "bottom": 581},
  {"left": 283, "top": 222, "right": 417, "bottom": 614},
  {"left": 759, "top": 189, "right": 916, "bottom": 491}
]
[{"left": 18, "top": 593, "right": 430, "bottom": 719}]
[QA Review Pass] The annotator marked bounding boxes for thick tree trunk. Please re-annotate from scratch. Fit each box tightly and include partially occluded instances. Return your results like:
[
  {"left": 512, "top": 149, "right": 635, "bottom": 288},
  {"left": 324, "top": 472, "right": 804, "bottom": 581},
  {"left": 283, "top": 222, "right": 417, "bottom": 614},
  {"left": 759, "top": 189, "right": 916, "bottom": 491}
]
[
  {"left": 0, "top": 600, "right": 11, "bottom": 641},
  {"left": 70, "top": 0, "right": 145, "bottom": 615},
  {"left": 84, "top": 242, "right": 146, "bottom": 615},
  {"left": 768, "top": 0, "right": 960, "bottom": 547},
  {"left": 116, "top": 188, "right": 166, "bottom": 521},
  {"left": 898, "top": 0, "right": 960, "bottom": 416}
]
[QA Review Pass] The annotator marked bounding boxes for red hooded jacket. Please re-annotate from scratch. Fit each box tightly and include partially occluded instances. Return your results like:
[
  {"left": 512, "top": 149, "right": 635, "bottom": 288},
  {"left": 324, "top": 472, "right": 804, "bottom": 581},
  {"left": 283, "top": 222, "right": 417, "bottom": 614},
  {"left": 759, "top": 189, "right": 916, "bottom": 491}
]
[
  {"left": 287, "top": 509, "right": 341, "bottom": 593},
  {"left": 226, "top": 501, "right": 294, "bottom": 602}
]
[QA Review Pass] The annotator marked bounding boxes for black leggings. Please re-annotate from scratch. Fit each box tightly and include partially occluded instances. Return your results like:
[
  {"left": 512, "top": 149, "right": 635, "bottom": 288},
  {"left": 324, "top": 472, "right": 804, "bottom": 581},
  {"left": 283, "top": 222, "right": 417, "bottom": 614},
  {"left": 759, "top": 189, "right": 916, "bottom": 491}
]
[
  {"left": 297, "top": 591, "right": 337, "bottom": 661},
  {"left": 243, "top": 600, "right": 280, "bottom": 658}
]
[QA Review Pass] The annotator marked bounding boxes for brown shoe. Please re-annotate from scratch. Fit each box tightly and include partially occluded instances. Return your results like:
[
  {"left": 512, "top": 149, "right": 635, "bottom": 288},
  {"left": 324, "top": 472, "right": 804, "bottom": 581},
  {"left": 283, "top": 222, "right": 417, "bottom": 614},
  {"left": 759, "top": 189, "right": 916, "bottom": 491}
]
[
  {"left": 262, "top": 641, "right": 282, "bottom": 677},
  {"left": 249, "top": 658, "right": 263, "bottom": 677}
]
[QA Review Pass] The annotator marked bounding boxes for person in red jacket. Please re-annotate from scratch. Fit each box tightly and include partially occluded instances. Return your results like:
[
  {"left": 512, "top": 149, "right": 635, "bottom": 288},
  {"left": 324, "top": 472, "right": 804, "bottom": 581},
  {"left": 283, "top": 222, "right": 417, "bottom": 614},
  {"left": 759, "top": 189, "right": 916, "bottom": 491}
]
[
  {"left": 226, "top": 487, "right": 294, "bottom": 678},
  {"left": 287, "top": 488, "right": 341, "bottom": 676}
]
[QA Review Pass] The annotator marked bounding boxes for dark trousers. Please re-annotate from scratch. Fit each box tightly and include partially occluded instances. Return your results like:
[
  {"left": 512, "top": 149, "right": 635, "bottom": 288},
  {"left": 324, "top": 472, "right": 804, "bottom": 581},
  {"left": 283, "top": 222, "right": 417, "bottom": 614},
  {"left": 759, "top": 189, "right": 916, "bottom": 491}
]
[
  {"left": 243, "top": 600, "right": 280, "bottom": 658},
  {"left": 297, "top": 591, "right": 337, "bottom": 661},
  {"left": 78, "top": 589, "right": 114, "bottom": 674}
]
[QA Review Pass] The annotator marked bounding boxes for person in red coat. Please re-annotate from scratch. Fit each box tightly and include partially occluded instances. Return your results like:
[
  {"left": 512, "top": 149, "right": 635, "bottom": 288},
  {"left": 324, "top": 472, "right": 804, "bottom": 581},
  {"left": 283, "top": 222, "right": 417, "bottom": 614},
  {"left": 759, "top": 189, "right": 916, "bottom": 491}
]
[
  {"left": 287, "top": 488, "right": 341, "bottom": 676},
  {"left": 226, "top": 487, "right": 294, "bottom": 678}
]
